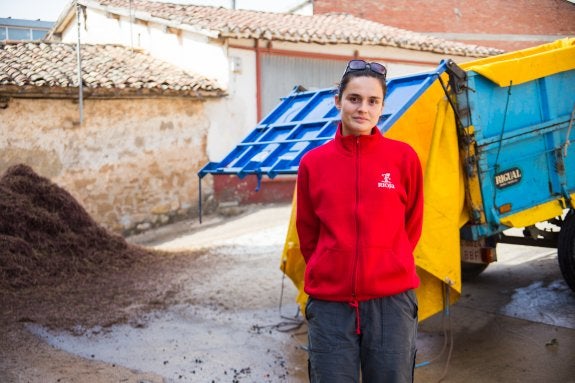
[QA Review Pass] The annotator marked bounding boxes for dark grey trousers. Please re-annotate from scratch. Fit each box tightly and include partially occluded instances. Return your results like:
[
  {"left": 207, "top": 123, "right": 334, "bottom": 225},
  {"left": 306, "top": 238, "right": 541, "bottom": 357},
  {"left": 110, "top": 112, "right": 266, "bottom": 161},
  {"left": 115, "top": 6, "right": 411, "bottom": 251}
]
[{"left": 306, "top": 291, "right": 418, "bottom": 383}]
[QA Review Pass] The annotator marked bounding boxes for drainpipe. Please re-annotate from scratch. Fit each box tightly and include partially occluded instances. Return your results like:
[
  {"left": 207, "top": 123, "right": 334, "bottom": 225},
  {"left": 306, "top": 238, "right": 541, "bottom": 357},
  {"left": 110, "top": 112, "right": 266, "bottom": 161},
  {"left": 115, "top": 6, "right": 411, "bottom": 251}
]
[
  {"left": 255, "top": 39, "right": 262, "bottom": 122},
  {"left": 75, "top": 2, "right": 84, "bottom": 124},
  {"left": 129, "top": 0, "right": 134, "bottom": 52}
]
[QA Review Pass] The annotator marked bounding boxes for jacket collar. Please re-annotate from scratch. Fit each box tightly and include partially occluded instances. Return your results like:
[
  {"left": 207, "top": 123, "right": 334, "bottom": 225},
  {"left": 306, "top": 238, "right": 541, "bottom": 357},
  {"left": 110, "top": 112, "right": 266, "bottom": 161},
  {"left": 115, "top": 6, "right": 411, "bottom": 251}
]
[{"left": 334, "top": 123, "right": 384, "bottom": 154}]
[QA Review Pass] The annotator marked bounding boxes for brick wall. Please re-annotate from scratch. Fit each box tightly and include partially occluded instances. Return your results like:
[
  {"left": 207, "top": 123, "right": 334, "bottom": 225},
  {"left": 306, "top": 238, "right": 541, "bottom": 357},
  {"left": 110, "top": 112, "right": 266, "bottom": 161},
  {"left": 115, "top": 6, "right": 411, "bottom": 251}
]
[{"left": 314, "top": 0, "right": 575, "bottom": 51}]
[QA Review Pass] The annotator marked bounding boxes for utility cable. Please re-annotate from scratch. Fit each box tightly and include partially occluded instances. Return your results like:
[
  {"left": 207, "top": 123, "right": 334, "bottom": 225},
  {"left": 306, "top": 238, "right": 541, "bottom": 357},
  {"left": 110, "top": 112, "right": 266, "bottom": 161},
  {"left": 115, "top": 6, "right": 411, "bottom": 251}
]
[
  {"left": 276, "top": 267, "right": 305, "bottom": 332},
  {"left": 251, "top": 261, "right": 304, "bottom": 334},
  {"left": 563, "top": 103, "right": 575, "bottom": 157},
  {"left": 415, "top": 282, "right": 455, "bottom": 383},
  {"left": 492, "top": 81, "right": 513, "bottom": 214},
  {"left": 437, "top": 283, "right": 454, "bottom": 382}
]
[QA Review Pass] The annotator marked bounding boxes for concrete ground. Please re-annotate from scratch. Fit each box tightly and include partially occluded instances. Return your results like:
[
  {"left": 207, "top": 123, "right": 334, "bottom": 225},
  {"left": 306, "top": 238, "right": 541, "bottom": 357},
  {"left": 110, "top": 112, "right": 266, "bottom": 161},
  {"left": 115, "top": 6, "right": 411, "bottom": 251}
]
[
  {"left": 13, "top": 203, "right": 575, "bottom": 382},
  {"left": 415, "top": 241, "right": 575, "bottom": 382}
]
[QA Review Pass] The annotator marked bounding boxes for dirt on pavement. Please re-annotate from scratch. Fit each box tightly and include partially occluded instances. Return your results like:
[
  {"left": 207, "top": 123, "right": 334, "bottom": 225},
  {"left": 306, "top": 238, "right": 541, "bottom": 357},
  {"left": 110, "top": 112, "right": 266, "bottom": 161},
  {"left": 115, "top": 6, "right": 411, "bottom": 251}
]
[
  {"left": 0, "top": 204, "right": 305, "bottom": 382},
  {"left": 0, "top": 229, "right": 207, "bottom": 382},
  {"left": 0, "top": 164, "right": 304, "bottom": 382},
  {"left": 2, "top": 164, "right": 575, "bottom": 383}
]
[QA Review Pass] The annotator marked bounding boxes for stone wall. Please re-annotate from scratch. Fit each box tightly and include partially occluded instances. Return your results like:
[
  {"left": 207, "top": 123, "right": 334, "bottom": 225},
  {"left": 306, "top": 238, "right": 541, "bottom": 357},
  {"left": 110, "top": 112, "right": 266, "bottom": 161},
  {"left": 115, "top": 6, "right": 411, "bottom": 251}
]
[{"left": 0, "top": 97, "right": 215, "bottom": 234}]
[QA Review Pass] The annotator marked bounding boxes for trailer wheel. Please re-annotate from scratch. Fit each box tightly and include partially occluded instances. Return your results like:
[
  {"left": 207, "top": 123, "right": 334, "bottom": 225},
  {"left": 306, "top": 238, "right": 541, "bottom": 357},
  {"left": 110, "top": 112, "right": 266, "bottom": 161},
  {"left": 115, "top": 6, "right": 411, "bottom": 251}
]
[
  {"left": 558, "top": 210, "right": 575, "bottom": 292},
  {"left": 461, "top": 262, "right": 488, "bottom": 280}
]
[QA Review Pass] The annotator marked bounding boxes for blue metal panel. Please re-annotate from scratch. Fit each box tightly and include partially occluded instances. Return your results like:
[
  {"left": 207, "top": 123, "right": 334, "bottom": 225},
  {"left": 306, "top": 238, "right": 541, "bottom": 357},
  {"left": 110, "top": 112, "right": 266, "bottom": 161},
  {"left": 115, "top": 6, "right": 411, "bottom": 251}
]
[
  {"left": 0, "top": 18, "right": 54, "bottom": 28},
  {"left": 198, "top": 62, "right": 449, "bottom": 179},
  {"left": 465, "top": 68, "right": 575, "bottom": 232}
]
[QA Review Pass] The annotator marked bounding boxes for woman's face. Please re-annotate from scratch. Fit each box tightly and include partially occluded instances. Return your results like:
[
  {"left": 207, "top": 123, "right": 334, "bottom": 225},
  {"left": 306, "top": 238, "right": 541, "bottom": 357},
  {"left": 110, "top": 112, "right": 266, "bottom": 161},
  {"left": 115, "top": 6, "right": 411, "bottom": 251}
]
[{"left": 335, "top": 76, "right": 384, "bottom": 136}]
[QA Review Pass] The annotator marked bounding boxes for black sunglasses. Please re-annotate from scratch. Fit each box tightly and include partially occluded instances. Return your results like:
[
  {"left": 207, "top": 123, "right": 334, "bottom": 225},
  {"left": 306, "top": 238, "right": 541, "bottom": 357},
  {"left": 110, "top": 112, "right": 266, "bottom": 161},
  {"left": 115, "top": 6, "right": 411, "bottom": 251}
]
[{"left": 343, "top": 60, "right": 387, "bottom": 78}]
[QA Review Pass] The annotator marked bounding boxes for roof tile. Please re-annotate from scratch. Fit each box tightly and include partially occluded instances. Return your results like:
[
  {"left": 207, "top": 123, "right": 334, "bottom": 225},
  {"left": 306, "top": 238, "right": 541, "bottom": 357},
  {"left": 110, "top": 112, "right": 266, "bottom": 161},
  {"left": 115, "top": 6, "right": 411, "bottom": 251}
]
[
  {"left": 0, "top": 41, "right": 225, "bottom": 97},
  {"left": 91, "top": 0, "right": 502, "bottom": 57}
]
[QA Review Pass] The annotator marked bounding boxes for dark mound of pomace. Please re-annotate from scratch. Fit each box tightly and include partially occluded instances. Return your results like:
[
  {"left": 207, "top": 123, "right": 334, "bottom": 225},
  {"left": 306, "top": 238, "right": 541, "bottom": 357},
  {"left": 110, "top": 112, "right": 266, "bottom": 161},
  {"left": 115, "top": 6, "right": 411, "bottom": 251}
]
[{"left": 0, "top": 164, "right": 144, "bottom": 289}]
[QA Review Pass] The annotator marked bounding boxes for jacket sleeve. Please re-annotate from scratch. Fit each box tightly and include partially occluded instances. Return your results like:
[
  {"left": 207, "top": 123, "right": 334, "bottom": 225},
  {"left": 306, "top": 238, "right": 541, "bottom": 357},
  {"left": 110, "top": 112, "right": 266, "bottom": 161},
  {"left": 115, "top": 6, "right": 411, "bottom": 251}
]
[
  {"left": 405, "top": 150, "right": 424, "bottom": 251},
  {"left": 296, "top": 159, "right": 320, "bottom": 263}
]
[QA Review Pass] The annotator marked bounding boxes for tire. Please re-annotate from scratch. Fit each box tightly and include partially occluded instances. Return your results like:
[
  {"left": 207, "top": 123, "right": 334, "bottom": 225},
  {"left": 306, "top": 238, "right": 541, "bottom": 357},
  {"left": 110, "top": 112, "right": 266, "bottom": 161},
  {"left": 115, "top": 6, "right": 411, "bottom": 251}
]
[
  {"left": 558, "top": 209, "right": 575, "bottom": 292},
  {"left": 461, "top": 261, "right": 489, "bottom": 280}
]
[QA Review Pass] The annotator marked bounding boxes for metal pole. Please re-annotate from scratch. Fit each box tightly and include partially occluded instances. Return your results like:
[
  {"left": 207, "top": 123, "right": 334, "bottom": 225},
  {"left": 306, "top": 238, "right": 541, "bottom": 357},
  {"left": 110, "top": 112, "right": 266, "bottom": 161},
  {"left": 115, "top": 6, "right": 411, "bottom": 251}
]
[
  {"left": 198, "top": 176, "right": 203, "bottom": 224},
  {"left": 76, "top": 2, "right": 84, "bottom": 124},
  {"left": 129, "top": 0, "right": 134, "bottom": 52}
]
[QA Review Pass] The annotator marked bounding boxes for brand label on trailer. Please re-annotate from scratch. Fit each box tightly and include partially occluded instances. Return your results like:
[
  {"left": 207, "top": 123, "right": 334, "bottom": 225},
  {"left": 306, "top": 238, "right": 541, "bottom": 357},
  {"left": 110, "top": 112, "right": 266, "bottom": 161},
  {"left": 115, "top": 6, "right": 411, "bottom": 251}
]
[{"left": 494, "top": 167, "right": 522, "bottom": 188}]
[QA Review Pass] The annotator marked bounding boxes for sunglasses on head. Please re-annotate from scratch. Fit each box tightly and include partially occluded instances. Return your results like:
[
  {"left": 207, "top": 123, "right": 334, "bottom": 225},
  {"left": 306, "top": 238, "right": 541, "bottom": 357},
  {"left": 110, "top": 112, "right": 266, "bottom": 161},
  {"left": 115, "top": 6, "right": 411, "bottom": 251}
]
[{"left": 343, "top": 60, "right": 387, "bottom": 78}]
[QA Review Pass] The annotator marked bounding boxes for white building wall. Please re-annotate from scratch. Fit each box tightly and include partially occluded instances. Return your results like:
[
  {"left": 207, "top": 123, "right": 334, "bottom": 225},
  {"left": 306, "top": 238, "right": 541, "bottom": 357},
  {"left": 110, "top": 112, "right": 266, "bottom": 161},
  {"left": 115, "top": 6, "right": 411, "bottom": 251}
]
[
  {"left": 58, "top": 6, "right": 478, "bottom": 165},
  {"left": 63, "top": 8, "right": 231, "bottom": 88},
  {"left": 61, "top": 7, "right": 252, "bottom": 162},
  {"left": 205, "top": 47, "right": 258, "bottom": 162}
]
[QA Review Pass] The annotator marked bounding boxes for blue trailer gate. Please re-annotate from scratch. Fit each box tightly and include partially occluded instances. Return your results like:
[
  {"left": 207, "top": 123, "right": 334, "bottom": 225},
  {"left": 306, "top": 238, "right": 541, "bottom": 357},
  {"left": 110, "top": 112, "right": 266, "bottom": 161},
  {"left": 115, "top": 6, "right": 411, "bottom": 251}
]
[{"left": 198, "top": 61, "right": 451, "bottom": 180}]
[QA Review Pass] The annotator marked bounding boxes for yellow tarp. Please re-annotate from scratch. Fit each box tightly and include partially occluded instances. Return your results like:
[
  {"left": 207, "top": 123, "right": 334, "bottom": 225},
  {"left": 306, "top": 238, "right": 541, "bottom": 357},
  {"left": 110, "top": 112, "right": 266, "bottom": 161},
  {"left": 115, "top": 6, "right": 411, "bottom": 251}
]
[
  {"left": 280, "top": 38, "right": 575, "bottom": 321},
  {"left": 461, "top": 38, "right": 575, "bottom": 87}
]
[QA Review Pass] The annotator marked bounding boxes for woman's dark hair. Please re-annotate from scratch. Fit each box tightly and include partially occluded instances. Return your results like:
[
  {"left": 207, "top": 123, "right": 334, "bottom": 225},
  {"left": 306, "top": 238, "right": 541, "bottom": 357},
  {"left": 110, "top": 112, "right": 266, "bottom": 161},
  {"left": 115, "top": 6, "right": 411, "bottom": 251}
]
[{"left": 337, "top": 69, "right": 387, "bottom": 99}]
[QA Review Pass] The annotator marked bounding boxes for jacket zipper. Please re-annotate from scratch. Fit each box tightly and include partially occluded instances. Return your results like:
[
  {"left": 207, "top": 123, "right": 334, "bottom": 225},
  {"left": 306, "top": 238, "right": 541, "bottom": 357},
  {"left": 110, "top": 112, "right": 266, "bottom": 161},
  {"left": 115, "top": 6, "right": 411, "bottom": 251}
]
[
  {"left": 352, "top": 136, "right": 360, "bottom": 300},
  {"left": 351, "top": 136, "right": 361, "bottom": 334}
]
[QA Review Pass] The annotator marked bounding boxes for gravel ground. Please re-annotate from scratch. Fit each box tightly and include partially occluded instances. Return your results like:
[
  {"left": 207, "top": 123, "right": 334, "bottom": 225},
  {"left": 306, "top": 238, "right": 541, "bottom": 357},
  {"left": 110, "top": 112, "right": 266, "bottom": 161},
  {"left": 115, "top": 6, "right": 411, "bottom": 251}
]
[{"left": 0, "top": 203, "right": 309, "bottom": 382}]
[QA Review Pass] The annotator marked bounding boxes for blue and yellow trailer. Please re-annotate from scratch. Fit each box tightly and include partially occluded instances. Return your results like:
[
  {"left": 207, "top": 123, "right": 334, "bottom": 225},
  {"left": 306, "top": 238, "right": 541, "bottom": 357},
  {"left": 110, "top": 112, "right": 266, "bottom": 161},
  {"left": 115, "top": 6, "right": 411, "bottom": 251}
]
[
  {"left": 453, "top": 40, "right": 575, "bottom": 291},
  {"left": 199, "top": 38, "right": 575, "bottom": 320}
]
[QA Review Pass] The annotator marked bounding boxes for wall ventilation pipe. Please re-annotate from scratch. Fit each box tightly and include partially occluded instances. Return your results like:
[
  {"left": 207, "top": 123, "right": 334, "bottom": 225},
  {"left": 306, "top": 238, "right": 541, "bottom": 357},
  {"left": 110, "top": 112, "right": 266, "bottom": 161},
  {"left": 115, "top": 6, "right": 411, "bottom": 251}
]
[{"left": 76, "top": 1, "right": 84, "bottom": 124}]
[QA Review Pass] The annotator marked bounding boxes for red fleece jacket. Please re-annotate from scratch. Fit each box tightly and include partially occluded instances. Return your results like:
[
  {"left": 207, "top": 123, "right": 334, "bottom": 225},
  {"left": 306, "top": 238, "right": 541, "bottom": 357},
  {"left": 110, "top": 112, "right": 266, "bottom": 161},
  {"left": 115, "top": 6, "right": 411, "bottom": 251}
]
[{"left": 296, "top": 124, "right": 423, "bottom": 302}]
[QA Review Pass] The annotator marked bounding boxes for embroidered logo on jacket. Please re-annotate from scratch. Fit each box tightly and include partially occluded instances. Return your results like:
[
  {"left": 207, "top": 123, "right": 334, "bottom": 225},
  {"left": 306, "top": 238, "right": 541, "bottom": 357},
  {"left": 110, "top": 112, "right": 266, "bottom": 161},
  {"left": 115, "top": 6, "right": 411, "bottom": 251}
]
[{"left": 378, "top": 173, "right": 395, "bottom": 189}]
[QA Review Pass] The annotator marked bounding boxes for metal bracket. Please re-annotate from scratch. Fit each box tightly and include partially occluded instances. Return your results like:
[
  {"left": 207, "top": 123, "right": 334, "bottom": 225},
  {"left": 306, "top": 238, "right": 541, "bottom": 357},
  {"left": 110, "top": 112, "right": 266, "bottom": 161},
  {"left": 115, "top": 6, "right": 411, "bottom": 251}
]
[{"left": 445, "top": 59, "right": 467, "bottom": 94}]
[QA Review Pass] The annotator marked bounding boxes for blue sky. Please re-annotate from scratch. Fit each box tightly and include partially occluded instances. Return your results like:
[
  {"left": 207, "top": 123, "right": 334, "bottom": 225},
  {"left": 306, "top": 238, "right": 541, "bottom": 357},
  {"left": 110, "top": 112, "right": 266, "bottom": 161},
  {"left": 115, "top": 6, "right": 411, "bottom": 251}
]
[{"left": 0, "top": 0, "right": 307, "bottom": 22}]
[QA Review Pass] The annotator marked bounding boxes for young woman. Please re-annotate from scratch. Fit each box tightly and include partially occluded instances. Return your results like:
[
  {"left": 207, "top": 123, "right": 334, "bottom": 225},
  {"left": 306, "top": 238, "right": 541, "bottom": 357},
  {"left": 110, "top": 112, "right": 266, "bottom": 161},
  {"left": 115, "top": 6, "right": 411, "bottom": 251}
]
[{"left": 296, "top": 60, "right": 424, "bottom": 382}]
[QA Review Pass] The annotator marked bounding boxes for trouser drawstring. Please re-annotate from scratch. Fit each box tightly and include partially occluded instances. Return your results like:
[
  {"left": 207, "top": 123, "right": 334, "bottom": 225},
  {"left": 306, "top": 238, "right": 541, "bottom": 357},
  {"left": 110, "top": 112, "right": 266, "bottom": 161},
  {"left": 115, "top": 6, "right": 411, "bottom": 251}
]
[{"left": 349, "top": 300, "right": 361, "bottom": 334}]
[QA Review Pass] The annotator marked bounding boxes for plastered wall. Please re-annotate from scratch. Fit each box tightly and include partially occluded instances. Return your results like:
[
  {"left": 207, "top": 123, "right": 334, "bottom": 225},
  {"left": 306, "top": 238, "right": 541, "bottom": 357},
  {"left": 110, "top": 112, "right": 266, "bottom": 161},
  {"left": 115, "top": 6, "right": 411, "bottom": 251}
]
[{"left": 0, "top": 96, "right": 215, "bottom": 234}]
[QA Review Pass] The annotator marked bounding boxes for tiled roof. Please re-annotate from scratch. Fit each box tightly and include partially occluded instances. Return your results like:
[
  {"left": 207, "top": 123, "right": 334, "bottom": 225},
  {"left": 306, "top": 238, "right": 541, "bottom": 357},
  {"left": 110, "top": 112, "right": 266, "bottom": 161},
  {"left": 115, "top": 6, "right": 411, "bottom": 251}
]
[
  {"left": 0, "top": 41, "right": 225, "bottom": 98},
  {"left": 86, "top": 0, "right": 503, "bottom": 57}
]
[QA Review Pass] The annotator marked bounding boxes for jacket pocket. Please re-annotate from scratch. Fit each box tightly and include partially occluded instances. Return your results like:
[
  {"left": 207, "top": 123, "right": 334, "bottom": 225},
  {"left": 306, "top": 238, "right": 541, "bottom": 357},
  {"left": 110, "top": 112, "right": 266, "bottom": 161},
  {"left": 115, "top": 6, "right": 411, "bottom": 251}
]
[
  {"left": 305, "top": 247, "right": 354, "bottom": 297},
  {"left": 356, "top": 246, "right": 413, "bottom": 295},
  {"left": 406, "top": 289, "right": 419, "bottom": 319}
]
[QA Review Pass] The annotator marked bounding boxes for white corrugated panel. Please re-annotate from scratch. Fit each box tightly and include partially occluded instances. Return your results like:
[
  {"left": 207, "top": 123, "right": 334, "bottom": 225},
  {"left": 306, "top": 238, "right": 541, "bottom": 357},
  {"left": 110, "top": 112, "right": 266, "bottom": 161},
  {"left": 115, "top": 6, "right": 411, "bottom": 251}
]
[{"left": 260, "top": 54, "right": 346, "bottom": 118}]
